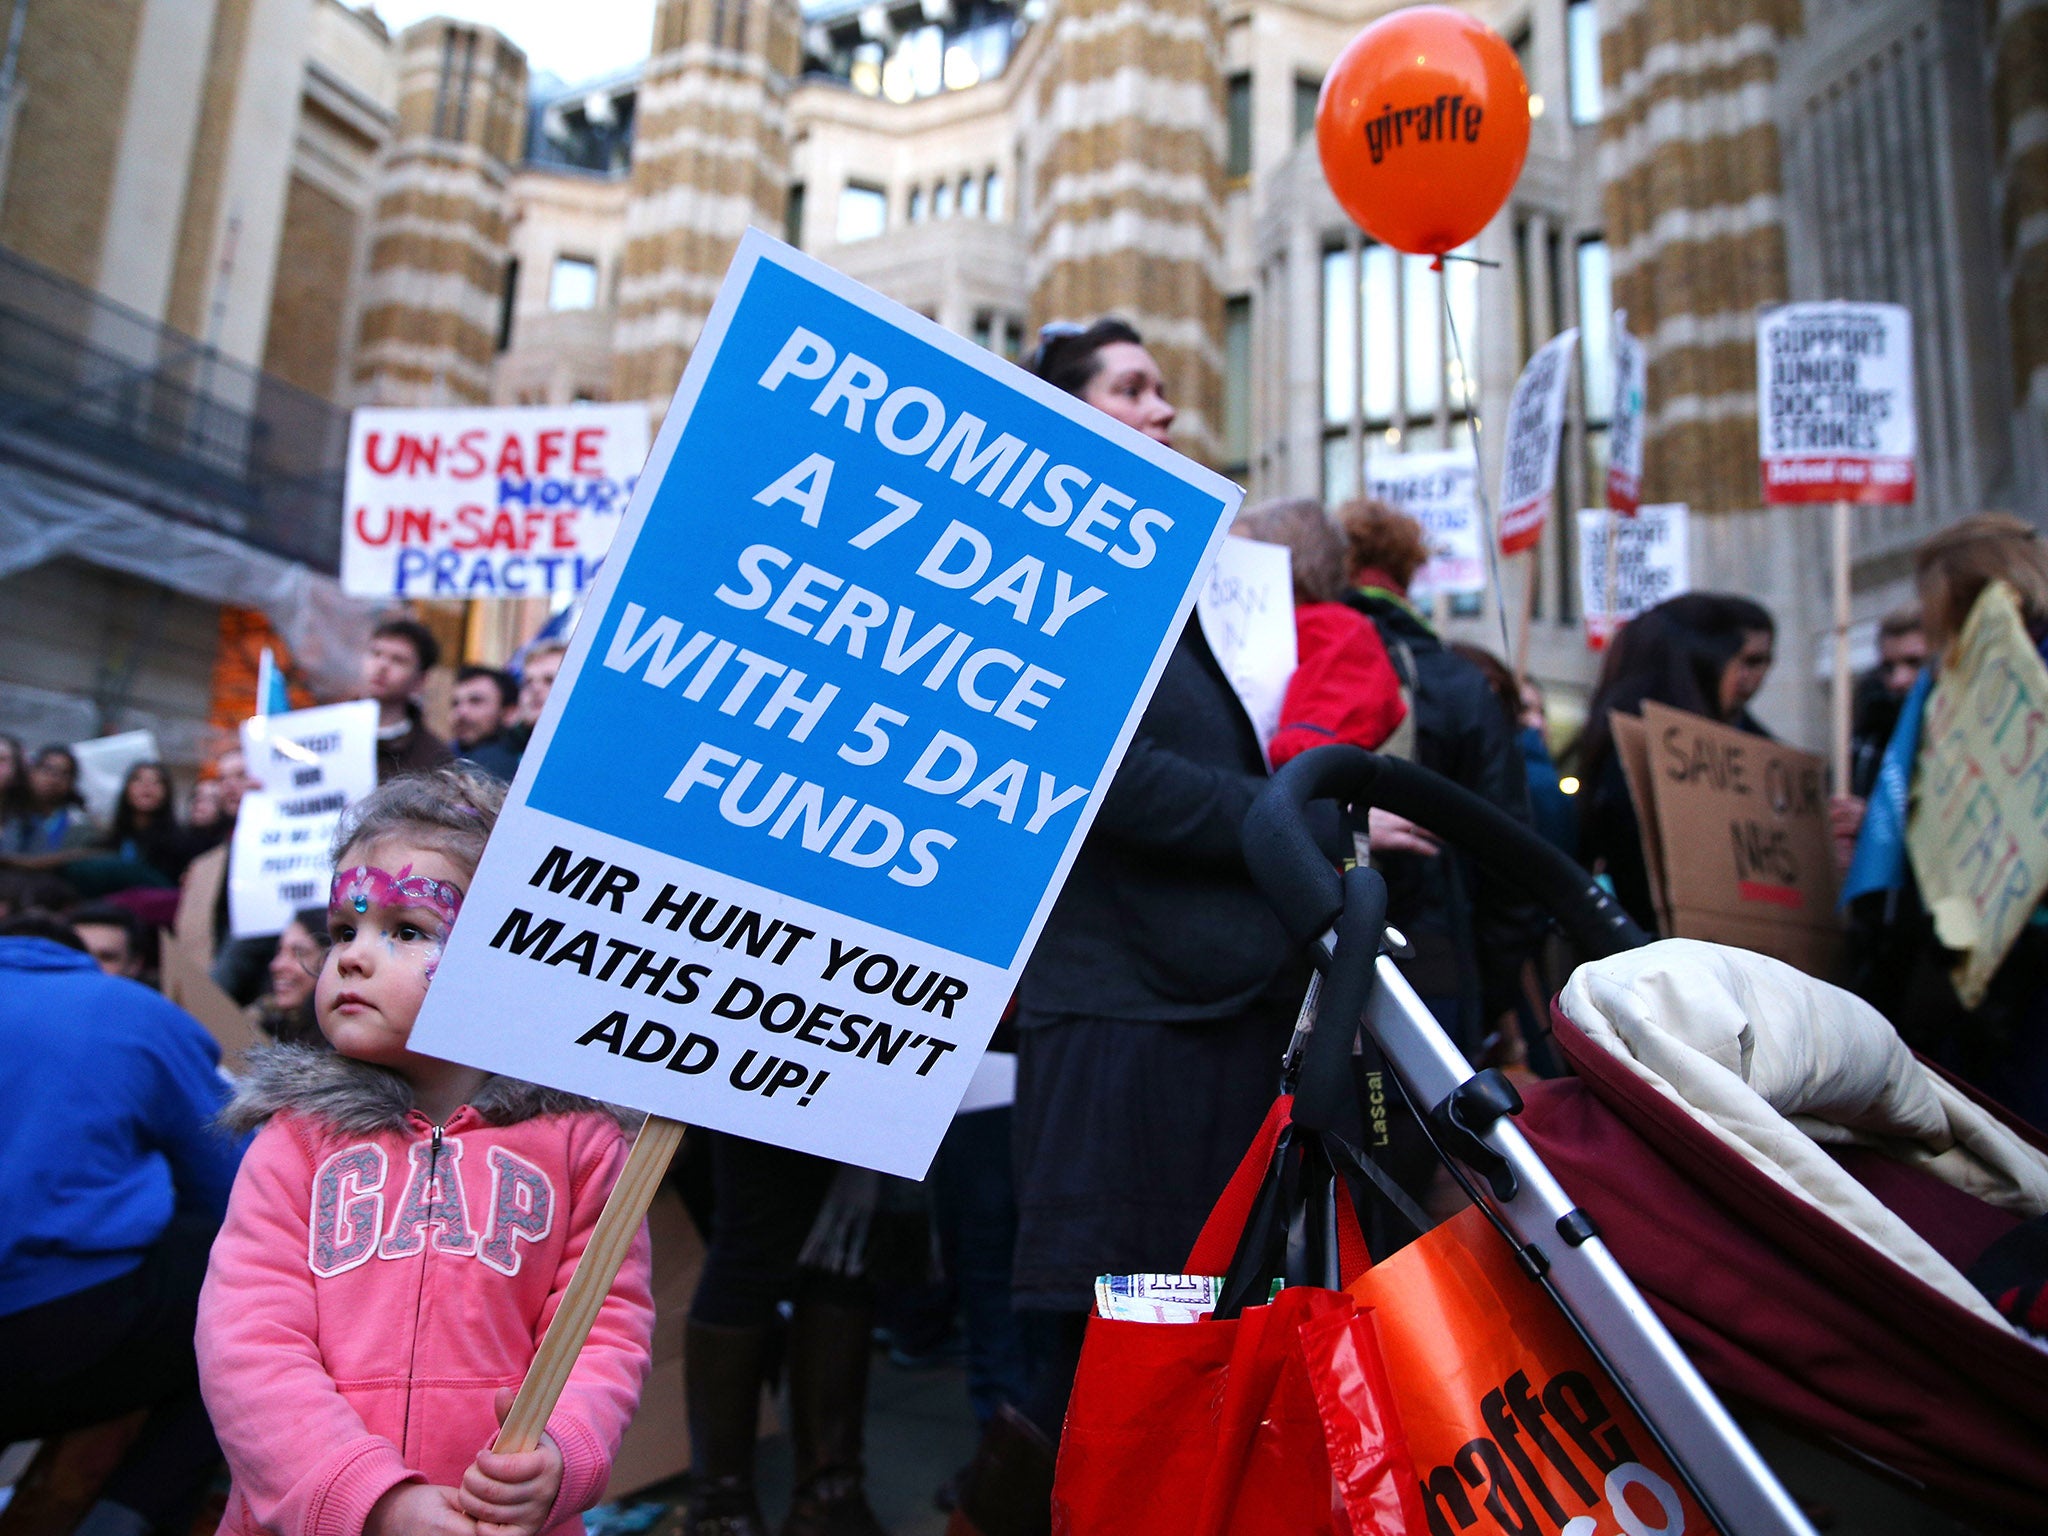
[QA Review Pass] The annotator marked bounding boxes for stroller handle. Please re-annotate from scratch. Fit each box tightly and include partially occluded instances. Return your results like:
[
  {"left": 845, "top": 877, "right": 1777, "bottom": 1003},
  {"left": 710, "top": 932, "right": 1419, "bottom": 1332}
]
[{"left": 1244, "top": 745, "right": 1649, "bottom": 961}]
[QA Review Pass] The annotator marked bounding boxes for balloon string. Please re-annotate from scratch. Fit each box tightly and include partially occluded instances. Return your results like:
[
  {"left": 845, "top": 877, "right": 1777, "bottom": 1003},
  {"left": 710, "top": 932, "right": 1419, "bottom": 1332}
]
[{"left": 1441, "top": 278, "right": 1515, "bottom": 662}]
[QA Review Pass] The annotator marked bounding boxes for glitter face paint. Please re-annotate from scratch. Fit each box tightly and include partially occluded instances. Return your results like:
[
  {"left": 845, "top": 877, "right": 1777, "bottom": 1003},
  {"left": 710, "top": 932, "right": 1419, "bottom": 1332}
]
[{"left": 329, "top": 863, "right": 464, "bottom": 928}]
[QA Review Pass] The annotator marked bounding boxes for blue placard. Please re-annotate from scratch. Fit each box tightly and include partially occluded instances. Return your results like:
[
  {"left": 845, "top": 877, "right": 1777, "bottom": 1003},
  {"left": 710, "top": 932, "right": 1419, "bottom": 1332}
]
[{"left": 525, "top": 246, "right": 1232, "bottom": 969}]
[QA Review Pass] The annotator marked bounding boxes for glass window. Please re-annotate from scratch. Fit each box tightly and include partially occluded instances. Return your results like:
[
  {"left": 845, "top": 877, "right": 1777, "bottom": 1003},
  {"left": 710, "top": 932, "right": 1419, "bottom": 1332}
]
[
  {"left": 1226, "top": 74, "right": 1253, "bottom": 179},
  {"left": 784, "top": 183, "right": 805, "bottom": 248},
  {"left": 932, "top": 179, "right": 953, "bottom": 219},
  {"left": 959, "top": 174, "right": 981, "bottom": 217},
  {"left": 1568, "top": 0, "right": 1603, "bottom": 125},
  {"left": 972, "top": 312, "right": 993, "bottom": 350},
  {"left": 1577, "top": 237, "right": 1613, "bottom": 422},
  {"left": 1362, "top": 245, "right": 1397, "bottom": 422},
  {"left": 836, "top": 183, "right": 887, "bottom": 243},
  {"left": 1294, "top": 76, "right": 1322, "bottom": 144},
  {"left": 908, "top": 186, "right": 924, "bottom": 222},
  {"left": 1325, "top": 433, "right": 1360, "bottom": 504},
  {"left": 1445, "top": 247, "right": 1478, "bottom": 410},
  {"left": 548, "top": 256, "right": 598, "bottom": 311},
  {"left": 984, "top": 169, "right": 1005, "bottom": 220},
  {"left": 1323, "top": 248, "right": 1356, "bottom": 425},
  {"left": 1402, "top": 254, "right": 1442, "bottom": 419},
  {"left": 1224, "top": 295, "right": 1251, "bottom": 473},
  {"left": 1003, "top": 319, "right": 1023, "bottom": 360}
]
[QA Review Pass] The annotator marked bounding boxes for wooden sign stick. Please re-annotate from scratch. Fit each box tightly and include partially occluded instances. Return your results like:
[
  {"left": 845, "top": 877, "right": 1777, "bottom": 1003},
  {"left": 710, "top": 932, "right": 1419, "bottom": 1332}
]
[
  {"left": 1829, "top": 498, "right": 1853, "bottom": 794},
  {"left": 1515, "top": 546, "right": 1540, "bottom": 684},
  {"left": 494, "top": 1114, "right": 688, "bottom": 1454},
  {"left": 1601, "top": 507, "right": 1623, "bottom": 646}
]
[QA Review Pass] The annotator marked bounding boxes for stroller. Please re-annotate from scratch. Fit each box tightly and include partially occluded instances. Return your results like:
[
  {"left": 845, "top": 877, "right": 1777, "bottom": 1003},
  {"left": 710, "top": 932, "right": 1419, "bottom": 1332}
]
[{"left": 1244, "top": 745, "right": 2048, "bottom": 1535}]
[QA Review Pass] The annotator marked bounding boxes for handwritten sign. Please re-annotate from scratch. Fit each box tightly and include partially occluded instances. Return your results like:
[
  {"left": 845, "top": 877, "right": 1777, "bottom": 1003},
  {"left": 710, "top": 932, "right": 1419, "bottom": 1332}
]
[
  {"left": 1576, "top": 503, "right": 1689, "bottom": 649},
  {"left": 1367, "top": 448, "right": 1484, "bottom": 597},
  {"left": 228, "top": 701, "right": 378, "bottom": 937},
  {"left": 410, "top": 231, "right": 1241, "bottom": 1178},
  {"left": 1639, "top": 701, "right": 1842, "bottom": 978},
  {"left": 1757, "top": 302, "right": 1915, "bottom": 505},
  {"left": 1197, "top": 535, "right": 1296, "bottom": 750},
  {"left": 1498, "top": 329, "right": 1578, "bottom": 555},
  {"left": 1607, "top": 311, "right": 1646, "bottom": 515},
  {"left": 1907, "top": 581, "right": 2048, "bottom": 1008},
  {"left": 342, "top": 404, "right": 650, "bottom": 599}
]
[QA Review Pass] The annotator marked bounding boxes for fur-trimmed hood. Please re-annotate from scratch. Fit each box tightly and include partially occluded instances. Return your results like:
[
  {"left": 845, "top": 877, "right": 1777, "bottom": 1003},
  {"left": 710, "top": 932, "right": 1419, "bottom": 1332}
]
[{"left": 221, "top": 1043, "right": 637, "bottom": 1136}]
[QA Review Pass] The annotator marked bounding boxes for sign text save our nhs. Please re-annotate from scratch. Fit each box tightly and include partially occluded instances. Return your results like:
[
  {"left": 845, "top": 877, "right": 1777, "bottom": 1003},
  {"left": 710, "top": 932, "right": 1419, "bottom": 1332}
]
[{"left": 411, "top": 233, "right": 1240, "bottom": 1175}]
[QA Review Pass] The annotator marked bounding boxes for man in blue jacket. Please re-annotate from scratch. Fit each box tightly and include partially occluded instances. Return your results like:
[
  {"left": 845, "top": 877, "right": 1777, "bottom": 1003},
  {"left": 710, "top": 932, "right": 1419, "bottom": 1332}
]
[{"left": 0, "top": 915, "right": 244, "bottom": 1536}]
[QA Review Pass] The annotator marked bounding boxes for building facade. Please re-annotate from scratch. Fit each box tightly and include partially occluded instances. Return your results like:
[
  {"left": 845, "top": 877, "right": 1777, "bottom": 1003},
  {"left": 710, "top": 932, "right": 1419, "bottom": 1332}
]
[{"left": 1, "top": 0, "right": 2042, "bottom": 770}]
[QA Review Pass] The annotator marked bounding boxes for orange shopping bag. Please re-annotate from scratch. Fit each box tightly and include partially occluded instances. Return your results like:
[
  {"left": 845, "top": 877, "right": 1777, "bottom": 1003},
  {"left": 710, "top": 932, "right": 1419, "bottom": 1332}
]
[{"left": 1348, "top": 1207, "right": 1721, "bottom": 1536}]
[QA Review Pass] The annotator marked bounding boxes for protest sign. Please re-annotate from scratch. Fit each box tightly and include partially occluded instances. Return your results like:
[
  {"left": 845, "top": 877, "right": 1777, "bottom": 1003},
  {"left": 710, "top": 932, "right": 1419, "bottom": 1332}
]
[
  {"left": 1607, "top": 311, "right": 1646, "bottom": 515},
  {"left": 1609, "top": 711, "right": 1670, "bottom": 932},
  {"left": 1497, "top": 329, "right": 1578, "bottom": 555},
  {"left": 71, "top": 730, "right": 159, "bottom": 825},
  {"left": 342, "top": 404, "right": 650, "bottom": 599},
  {"left": 1639, "top": 701, "right": 1842, "bottom": 977},
  {"left": 1576, "top": 503, "right": 1689, "bottom": 649},
  {"left": 411, "top": 229, "right": 1243, "bottom": 1181},
  {"left": 227, "top": 701, "right": 377, "bottom": 938},
  {"left": 1757, "top": 302, "right": 1915, "bottom": 505},
  {"left": 1367, "top": 448, "right": 1484, "bottom": 598},
  {"left": 1906, "top": 581, "right": 2048, "bottom": 1009},
  {"left": 1197, "top": 535, "right": 1296, "bottom": 750}
]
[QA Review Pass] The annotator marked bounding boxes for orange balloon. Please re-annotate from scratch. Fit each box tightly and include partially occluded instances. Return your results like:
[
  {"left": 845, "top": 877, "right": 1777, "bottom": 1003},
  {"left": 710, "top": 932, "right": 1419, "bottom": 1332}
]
[{"left": 1315, "top": 6, "right": 1531, "bottom": 256}]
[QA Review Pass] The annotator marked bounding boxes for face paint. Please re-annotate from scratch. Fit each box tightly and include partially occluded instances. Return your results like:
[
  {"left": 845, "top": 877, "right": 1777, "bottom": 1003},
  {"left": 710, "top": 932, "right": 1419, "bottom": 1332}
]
[{"left": 330, "top": 863, "right": 465, "bottom": 929}]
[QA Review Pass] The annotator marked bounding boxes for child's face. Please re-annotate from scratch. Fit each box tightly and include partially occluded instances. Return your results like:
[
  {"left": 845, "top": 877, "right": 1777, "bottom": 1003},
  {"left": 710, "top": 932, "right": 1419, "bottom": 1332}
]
[{"left": 317, "top": 838, "right": 468, "bottom": 1072}]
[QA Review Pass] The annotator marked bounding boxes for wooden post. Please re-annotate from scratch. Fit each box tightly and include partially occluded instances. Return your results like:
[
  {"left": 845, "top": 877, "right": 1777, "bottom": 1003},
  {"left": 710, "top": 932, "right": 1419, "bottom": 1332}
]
[
  {"left": 493, "top": 1114, "right": 688, "bottom": 1454},
  {"left": 1830, "top": 497, "right": 1853, "bottom": 793},
  {"left": 1516, "top": 548, "right": 1539, "bottom": 683}
]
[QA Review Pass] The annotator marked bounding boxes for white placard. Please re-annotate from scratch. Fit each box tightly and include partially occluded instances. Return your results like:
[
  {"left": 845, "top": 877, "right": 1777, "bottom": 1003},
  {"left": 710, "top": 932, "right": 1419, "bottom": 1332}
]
[
  {"left": 1576, "top": 503, "right": 1690, "bottom": 648},
  {"left": 1367, "top": 448, "right": 1483, "bottom": 598},
  {"left": 71, "top": 731, "right": 159, "bottom": 827},
  {"left": 1498, "top": 329, "right": 1579, "bottom": 555},
  {"left": 228, "top": 701, "right": 378, "bottom": 938},
  {"left": 1757, "top": 302, "right": 1916, "bottom": 505},
  {"left": 1607, "top": 311, "right": 1646, "bottom": 515},
  {"left": 342, "top": 404, "right": 651, "bottom": 599},
  {"left": 1197, "top": 535, "right": 1297, "bottom": 749},
  {"left": 408, "top": 232, "right": 1243, "bottom": 1178}
]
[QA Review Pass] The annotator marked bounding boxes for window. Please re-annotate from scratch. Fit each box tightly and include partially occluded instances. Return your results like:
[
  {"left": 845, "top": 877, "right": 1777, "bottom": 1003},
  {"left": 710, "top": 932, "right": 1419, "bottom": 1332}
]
[
  {"left": 1294, "top": 75, "right": 1322, "bottom": 144},
  {"left": 1223, "top": 295, "right": 1252, "bottom": 475},
  {"left": 1321, "top": 241, "right": 1477, "bottom": 500},
  {"left": 1226, "top": 73, "right": 1253, "bottom": 180},
  {"left": 1002, "top": 319, "right": 1023, "bottom": 360},
  {"left": 1567, "top": 0, "right": 1602, "bottom": 125},
  {"left": 836, "top": 183, "right": 887, "bottom": 243},
  {"left": 973, "top": 312, "right": 994, "bottom": 350},
  {"left": 496, "top": 257, "right": 518, "bottom": 351},
  {"left": 784, "top": 183, "right": 806, "bottom": 248},
  {"left": 1577, "top": 236, "right": 1614, "bottom": 543},
  {"left": 908, "top": 187, "right": 924, "bottom": 222},
  {"left": 548, "top": 256, "right": 598, "bottom": 311},
  {"left": 959, "top": 173, "right": 981, "bottom": 217},
  {"left": 984, "top": 168, "right": 1005, "bottom": 220},
  {"left": 932, "top": 179, "right": 954, "bottom": 219}
]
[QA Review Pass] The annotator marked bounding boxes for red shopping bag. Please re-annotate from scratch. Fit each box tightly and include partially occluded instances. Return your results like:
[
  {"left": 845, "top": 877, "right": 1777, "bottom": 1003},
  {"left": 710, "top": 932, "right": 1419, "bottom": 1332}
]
[{"left": 1051, "top": 1098, "right": 1425, "bottom": 1536}]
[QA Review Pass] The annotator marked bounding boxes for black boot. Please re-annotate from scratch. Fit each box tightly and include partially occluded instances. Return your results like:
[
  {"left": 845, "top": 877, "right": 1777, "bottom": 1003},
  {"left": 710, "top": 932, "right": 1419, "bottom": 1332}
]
[
  {"left": 683, "top": 1321, "right": 772, "bottom": 1536},
  {"left": 779, "top": 1298, "right": 886, "bottom": 1536},
  {"left": 944, "top": 1406, "right": 1055, "bottom": 1536}
]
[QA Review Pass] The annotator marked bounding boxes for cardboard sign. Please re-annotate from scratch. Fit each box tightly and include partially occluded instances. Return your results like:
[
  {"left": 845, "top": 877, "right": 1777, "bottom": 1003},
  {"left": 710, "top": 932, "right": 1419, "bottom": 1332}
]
[
  {"left": 342, "top": 404, "right": 650, "bottom": 599},
  {"left": 228, "top": 701, "right": 378, "bottom": 938},
  {"left": 1757, "top": 302, "right": 1915, "bottom": 505},
  {"left": 1608, "top": 712, "right": 1670, "bottom": 932},
  {"left": 1367, "top": 448, "right": 1484, "bottom": 597},
  {"left": 1197, "top": 535, "right": 1296, "bottom": 750},
  {"left": 1575, "top": 503, "right": 1689, "bottom": 649},
  {"left": 71, "top": 730, "right": 159, "bottom": 826},
  {"left": 410, "top": 230, "right": 1242, "bottom": 1178},
  {"left": 1498, "top": 329, "right": 1578, "bottom": 555},
  {"left": 1606, "top": 311, "right": 1646, "bottom": 515},
  {"left": 1907, "top": 581, "right": 2048, "bottom": 1009},
  {"left": 1637, "top": 702, "right": 1842, "bottom": 977}
]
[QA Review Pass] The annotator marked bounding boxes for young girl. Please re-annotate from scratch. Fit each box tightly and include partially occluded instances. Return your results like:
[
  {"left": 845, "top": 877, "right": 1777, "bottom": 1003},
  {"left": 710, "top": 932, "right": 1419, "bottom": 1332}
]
[{"left": 198, "top": 768, "right": 654, "bottom": 1536}]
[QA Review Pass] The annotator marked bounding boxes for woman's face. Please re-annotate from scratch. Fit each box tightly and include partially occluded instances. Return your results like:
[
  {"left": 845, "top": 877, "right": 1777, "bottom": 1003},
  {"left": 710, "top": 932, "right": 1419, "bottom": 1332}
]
[
  {"left": 1719, "top": 629, "right": 1775, "bottom": 718},
  {"left": 28, "top": 751, "right": 75, "bottom": 807},
  {"left": 189, "top": 780, "right": 223, "bottom": 825},
  {"left": 270, "top": 920, "right": 322, "bottom": 1013},
  {"left": 1079, "top": 342, "right": 1176, "bottom": 444},
  {"left": 126, "top": 766, "right": 168, "bottom": 816}
]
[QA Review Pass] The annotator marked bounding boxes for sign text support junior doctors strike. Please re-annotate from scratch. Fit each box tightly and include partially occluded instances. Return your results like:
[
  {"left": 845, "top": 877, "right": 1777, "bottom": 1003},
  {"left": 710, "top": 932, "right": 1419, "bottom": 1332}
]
[{"left": 410, "top": 232, "right": 1240, "bottom": 1177}]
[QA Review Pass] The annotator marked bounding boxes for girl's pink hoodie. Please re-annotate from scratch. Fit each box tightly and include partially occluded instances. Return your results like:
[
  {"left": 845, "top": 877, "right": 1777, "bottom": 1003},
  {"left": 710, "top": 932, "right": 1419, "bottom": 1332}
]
[{"left": 197, "top": 1046, "right": 655, "bottom": 1536}]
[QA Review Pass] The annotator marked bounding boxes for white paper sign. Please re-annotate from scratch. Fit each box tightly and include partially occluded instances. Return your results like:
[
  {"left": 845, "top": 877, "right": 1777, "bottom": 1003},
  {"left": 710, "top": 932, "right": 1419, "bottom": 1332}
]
[
  {"left": 1367, "top": 448, "right": 1483, "bottom": 598},
  {"left": 1607, "top": 311, "right": 1646, "bottom": 515},
  {"left": 1197, "top": 536, "right": 1297, "bottom": 749},
  {"left": 1757, "top": 302, "right": 1916, "bottom": 505},
  {"left": 1498, "top": 329, "right": 1579, "bottom": 554},
  {"left": 71, "top": 731, "right": 160, "bottom": 826},
  {"left": 342, "top": 404, "right": 650, "bottom": 599},
  {"left": 1576, "top": 503, "right": 1690, "bottom": 648},
  {"left": 408, "top": 232, "right": 1243, "bottom": 1178},
  {"left": 228, "top": 701, "right": 378, "bottom": 938}
]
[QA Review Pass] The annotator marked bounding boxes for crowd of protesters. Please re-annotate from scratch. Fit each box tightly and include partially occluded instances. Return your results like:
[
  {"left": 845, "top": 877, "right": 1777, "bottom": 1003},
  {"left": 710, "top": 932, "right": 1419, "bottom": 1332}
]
[{"left": 3, "top": 318, "right": 2046, "bottom": 1536}]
